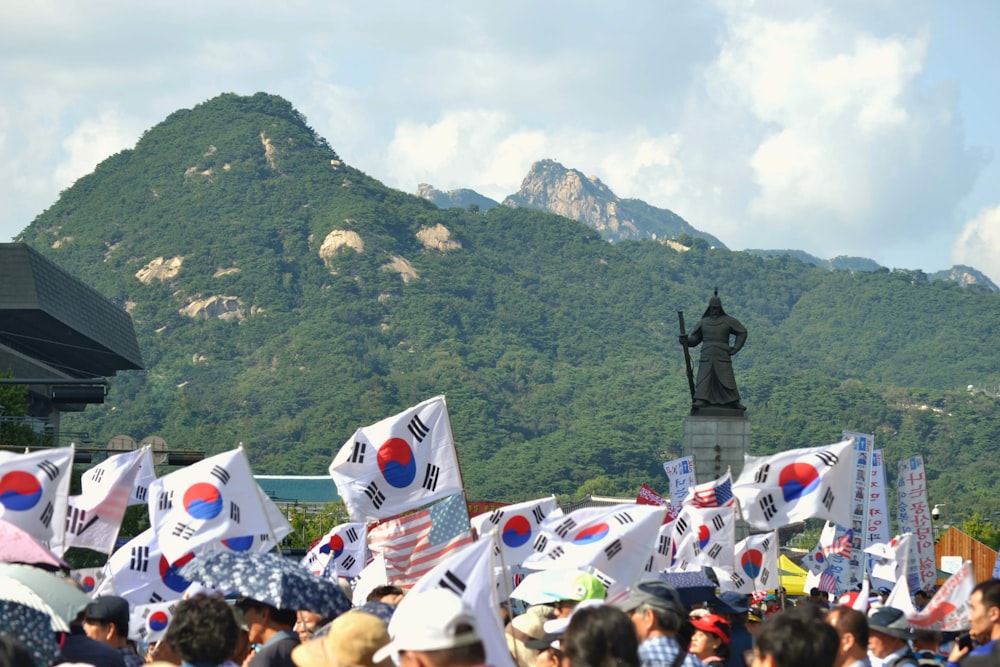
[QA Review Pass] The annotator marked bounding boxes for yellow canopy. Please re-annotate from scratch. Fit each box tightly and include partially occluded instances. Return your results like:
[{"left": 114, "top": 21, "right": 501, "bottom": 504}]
[{"left": 779, "top": 554, "right": 808, "bottom": 597}]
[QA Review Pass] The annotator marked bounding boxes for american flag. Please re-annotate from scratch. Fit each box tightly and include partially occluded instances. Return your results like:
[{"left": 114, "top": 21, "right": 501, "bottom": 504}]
[
  {"left": 687, "top": 472, "right": 735, "bottom": 509},
  {"left": 822, "top": 529, "right": 853, "bottom": 559},
  {"left": 816, "top": 571, "right": 838, "bottom": 594},
  {"left": 367, "top": 492, "right": 473, "bottom": 588}
]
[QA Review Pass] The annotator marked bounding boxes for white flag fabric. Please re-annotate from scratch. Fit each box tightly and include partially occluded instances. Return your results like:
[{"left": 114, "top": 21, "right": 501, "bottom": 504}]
[
  {"left": 61, "top": 447, "right": 146, "bottom": 555},
  {"left": 865, "top": 533, "right": 913, "bottom": 583},
  {"left": 733, "top": 440, "right": 854, "bottom": 530},
  {"left": 300, "top": 522, "right": 366, "bottom": 578},
  {"left": 0, "top": 447, "right": 73, "bottom": 546},
  {"left": 644, "top": 521, "right": 677, "bottom": 574},
  {"left": 98, "top": 528, "right": 197, "bottom": 606},
  {"left": 670, "top": 503, "right": 736, "bottom": 570},
  {"left": 352, "top": 553, "right": 389, "bottom": 605},
  {"left": 129, "top": 601, "right": 177, "bottom": 644},
  {"left": 148, "top": 448, "right": 280, "bottom": 563},
  {"left": 330, "top": 396, "right": 464, "bottom": 522},
  {"left": 470, "top": 496, "right": 558, "bottom": 566},
  {"left": 717, "top": 533, "right": 779, "bottom": 594},
  {"left": 908, "top": 562, "right": 974, "bottom": 632},
  {"left": 522, "top": 503, "right": 666, "bottom": 602},
  {"left": 405, "top": 533, "right": 516, "bottom": 667},
  {"left": 129, "top": 446, "right": 158, "bottom": 506},
  {"left": 886, "top": 576, "right": 917, "bottom": 616}
]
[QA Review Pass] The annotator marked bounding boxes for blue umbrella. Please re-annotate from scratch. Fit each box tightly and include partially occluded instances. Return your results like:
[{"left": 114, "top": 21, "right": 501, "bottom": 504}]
[
  {"left": 658, "top": 571, "right": 717, "bottom": 608},
  {"left": 0, "top": 599, "right": 61, "bottom": 667},
  {"left": 179, "top": 551, "right": 352, "bottom": 617}
]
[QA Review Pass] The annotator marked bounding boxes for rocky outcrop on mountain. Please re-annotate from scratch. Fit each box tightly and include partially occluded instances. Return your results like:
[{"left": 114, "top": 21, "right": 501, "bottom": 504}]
[
  {"left": 931, "top": 265, "right": 999, "bottom": 291},
  {"left": 179, "top": 295, "right": 244, "bottom": 320},
  {"left": 416, "top": 223, "right": 461, "bottom": 251},
  {"left": 415, "top": 184, "right": 498, "bottom": 211},
  {"left": 136, "top": 256, "right": 184, "bottom": 284},
  {"left": 500, "top": 159, "right": 725, "bottom": 247}
]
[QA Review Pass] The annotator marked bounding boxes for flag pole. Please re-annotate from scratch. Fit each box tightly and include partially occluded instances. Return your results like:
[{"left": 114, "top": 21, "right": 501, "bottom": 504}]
[{"left": 441, "top": 395, "right": 475, "bottom": 538}]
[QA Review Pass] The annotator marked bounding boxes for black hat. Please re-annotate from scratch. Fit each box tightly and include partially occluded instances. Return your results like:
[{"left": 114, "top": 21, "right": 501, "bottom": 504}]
[
  {"left": 614, "top": 581, "right": 684, "bottom": 614},
  {"left": 868, "top": 607, "right": 913, "bottom": 641},
  {"left": 86, "top": 596, "right": 129, "bottom": 632}
]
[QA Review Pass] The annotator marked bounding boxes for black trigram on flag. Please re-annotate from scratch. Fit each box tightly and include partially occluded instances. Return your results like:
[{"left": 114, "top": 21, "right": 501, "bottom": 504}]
[
  {"left": 422, "top": 463, "right": 440, "bottom": 491},
  {"left": 730, "top": 572, "right": 746, "bottom": 588},
  {"left": 487, "top": 510, "right": 504, "bottom": 525},
  {"left": 532, "top": 535, "right": 548, "bottom": 553},
  {"left": 754, "top": 464, "right": 771, "bottom": 484},
  {"left": 657, "top": 534, "right": 671, "bottom": 556},
  {"left": 604, "top": 538, "right": 623, "bottom": 560},
  {"left": 760, "top": 494, "right": 778, "bottom": 521},
  {"left": 345, "top": 526, "right": 359, "bottom": 543},
  {"left": 37, "top": 459, "right": 60, "bottom": 481},
  {"left": 815, "top": 450, "right": 839, "bottom": 467},
  {"left": 613, "top": 511, "right": 634, "bottom": 525},
  {"left": 171, "top": 522, "right": 196, "bottom": 540},
  {"left": 130, "top": 546, "right": 150, "bottom": 572},
  {"left": 761, "top": 537, "right": 772, "bottom": 551},
  {"left": 349, "top": 441, "right": 366, "bottom": 464},
  {"left": 39, "top": 501, "right": 54, "bottom": 528},
  {"left": 229, "top": 502, "right": 241, "bottom": 523},
  {"left": 554, "top": 518, "right": 577, "bottom": 538},
  {"left": 822, "top": 487, "right": 835, "bottom": 511},
  {"left": 674, "top": 516, "right": 689, "bottom": 536},
  {"left": 407, "top": 415, "right": 430, "bottom": 443},
  {"left": 438, "top": 569, "right": 467, "bottom": 596},
  {"left": 305, "top": 552, "right": 318, "bottom": 566},
  {"left": 707, "top": 544, "right": 722, "bottom": 559},
  {"left": 712, "top": 514, "right": 726, "bottom": 531},
  {"left": 135, "top": 485, "right": 148, "bottom": 502},
  {"left": 645, "top": 555, "right": 654, "bottom": 572},
  {"left": 532, "top": 505, "right": 545, "bottom": 523},
  {"left": 760, "top": 567, "right": 771, "bottom": 585},
  {"left": 66, "top": 507, "right": 99, "bottom": 536},
  {"left": 210, "top": 465, "right": 231, "bottom": 485},
  {"left": 593, "top": 571, "right": 613, "bottom": 589},
  {"left": 364, "top": 482, "right": 385, "bottom": 509},
  {"left": 158, "top": 491, "right": 174, "bottom": 511},
  {"left": 341, "top": 555, "right": 356, "bottom": 571},
  {"left": 547, "top": 546, "right": 565, "bottom": 560},
  {"left": 149, "top": 592, "right": 164, "bottom": 604},
  {"left": 89, "top": 468, "right": 104, "bottom": 484}
]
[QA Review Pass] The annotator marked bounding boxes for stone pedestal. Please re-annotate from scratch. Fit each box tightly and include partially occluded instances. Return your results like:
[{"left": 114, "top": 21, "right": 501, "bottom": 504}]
[{"left": 681, "top": 411, "right": 750, "bottom": 484}]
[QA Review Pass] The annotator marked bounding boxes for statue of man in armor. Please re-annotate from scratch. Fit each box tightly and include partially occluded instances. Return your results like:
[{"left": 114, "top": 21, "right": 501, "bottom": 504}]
[{"left": 679, "top": 291, "right": 747, "bottom": 410}]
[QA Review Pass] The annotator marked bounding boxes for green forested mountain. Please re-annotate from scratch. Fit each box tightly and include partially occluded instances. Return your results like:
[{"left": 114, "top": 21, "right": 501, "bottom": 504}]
[{"left": 13, "top": 92, "right": 1000, "bottom": 525}]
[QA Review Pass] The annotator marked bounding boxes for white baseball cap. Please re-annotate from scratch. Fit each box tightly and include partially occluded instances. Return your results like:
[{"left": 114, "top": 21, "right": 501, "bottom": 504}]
[{"left": 372, "top": 589, "right": 480, "bottom": 663}]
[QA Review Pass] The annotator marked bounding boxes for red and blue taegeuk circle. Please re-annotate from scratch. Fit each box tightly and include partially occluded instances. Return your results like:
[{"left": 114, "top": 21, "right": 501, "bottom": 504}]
[
  {"left": 697, "top": 525, "right": 712, "bottom": 550},
  {"left": 778, "top": 462, "right": 820, "bottom": 502},
  {"left": 0, "top": 471, "right": 42, "bottom": 511},
  {"left": 326, "top": 534, "right": 345, "bottom": 559},
  {"left": 159, "top": 553, "right": 194, "bottom": 593},
  {"left": 148, "top": 611, "right": 170, "bottom": 632},
  {"left": 223, "top": 535, "right": 254, "bottom": 552},
  {"left": 741, "top": 549, "right": 764, "bottom": 578},
  {"left": 501, "top": 515, "right": 532, "bottom": 548},
  {"left": 182, "top": 482, "right": 223, "bottom": 520},
  {"left": 377, "top": 438, "right": 417, "bottom": 488},
  {"left": 573, "top": 523, "right": 610, "bottom": 545},
  {"left": 81, "top": 576, "right": 96, "bottom": 592}
]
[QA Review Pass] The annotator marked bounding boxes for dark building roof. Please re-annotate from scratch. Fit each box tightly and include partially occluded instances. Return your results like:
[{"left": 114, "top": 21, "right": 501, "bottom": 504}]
[
  {"left": 0, "top": 243, "right": 143, "bottom": 377},
  {"left": 255, "top": 475, "right": 341, "bottom": 505}
]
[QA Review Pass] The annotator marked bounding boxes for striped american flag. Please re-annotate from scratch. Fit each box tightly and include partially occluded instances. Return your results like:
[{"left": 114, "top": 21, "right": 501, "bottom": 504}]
[
  {"left": 689, "top": 474, "right": 735, "bottom": 508},
  {"left": 366, "top": 493, "right": 473, "bottom": 588}
]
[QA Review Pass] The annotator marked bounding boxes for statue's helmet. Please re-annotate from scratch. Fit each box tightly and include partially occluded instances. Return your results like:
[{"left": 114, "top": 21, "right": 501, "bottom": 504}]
[{"left": 702, "top": 292, "right": 727, "bottom": 317}]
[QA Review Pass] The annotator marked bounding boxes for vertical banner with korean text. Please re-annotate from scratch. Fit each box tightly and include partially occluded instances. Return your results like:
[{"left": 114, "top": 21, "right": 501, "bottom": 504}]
[
  {"left": 831, "top": 431, "right": 873, "bottom": 591},
  {"left": 662, "top": 456, "right": 696, "bottom": 509},
  {"left": 898, "top": 455, "right": 936, "bottom": 592},
  {"left": 867, "top": 450, "right": 892, "bottom": 573}
]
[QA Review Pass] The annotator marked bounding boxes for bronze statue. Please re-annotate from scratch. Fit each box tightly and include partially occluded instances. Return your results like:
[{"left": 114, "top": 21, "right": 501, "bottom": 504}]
[{"left": 679, "top": 290, "right": 747, "bottom": 410}]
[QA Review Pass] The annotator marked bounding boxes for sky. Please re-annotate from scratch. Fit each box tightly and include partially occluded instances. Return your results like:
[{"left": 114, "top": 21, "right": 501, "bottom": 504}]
[{"left": 3, "top": 1, "right": 1000, "bottom": 284}]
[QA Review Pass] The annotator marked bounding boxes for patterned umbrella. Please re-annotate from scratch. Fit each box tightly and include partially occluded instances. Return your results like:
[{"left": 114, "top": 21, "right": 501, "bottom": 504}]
[
  {"left": 0, "top": 518, "right": 69, "bottom": 570},
  {"left": 0, "top": 563, "right": 92, "bottom": 629},
  {"left": 0, "top": 599, "right": 61, "bottom": 667},
  {"left": 658, "top": 570, "right": 717, "bottom": 608},
  {"left": 179, "top": 551, "right": 352, "bottom": 617}
]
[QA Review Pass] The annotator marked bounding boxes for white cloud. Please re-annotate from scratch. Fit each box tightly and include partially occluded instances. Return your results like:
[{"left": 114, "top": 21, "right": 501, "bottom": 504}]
[{"left": 953, "top": 205, "right": 1000, "bottom": 285}]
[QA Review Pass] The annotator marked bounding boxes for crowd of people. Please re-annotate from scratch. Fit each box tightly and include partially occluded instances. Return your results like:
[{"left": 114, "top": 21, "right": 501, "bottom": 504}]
[{"left": 3, "top": 566, "right": 1000, "bottom": 667}]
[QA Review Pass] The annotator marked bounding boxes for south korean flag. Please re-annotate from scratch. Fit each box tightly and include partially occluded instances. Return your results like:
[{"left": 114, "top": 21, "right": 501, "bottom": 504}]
[
  {"left": 470, "top": 496, "right": 558, "bottom": 566},
  {"left": 733, "top": 440, "right": 854, "bottom": 531},
  {"left": 300, "top": 522, "right": 366, "bottom": 579},
  {"left": 669, "top": 502, "right": 735, "bottom": 569},
  {"left": 330, "top": 396, "right": 464, "bottom": 522},
  {"left": 715, "top": 533, "right": 779, "bottom": 594},
  {"left": 0, "top": 447, "right": 73, "bottom": 546}
]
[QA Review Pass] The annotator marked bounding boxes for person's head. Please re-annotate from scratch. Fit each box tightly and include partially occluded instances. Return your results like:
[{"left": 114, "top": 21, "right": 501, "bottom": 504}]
[
  {"left": 826, "top": 606, "right": 868, "bottom": 667},
  {"left": 163, "top": 594, "right": 239, "bottom": 665},
  {"left": 752, "top": 604, "right": 837, "bottom": 667},
  {"left": 689, "top": 613, "right": 731, "bottom": 662},
  {"left": 235, "top": 597, "right": 298, "bottom": 644},
  {"left": 295, "top": 610, "right": 333, "bottom": 644},
  {"left": 292, "top": 610, "right": 391, "bottom": 667},
  {"left": 83, "top": 595, "right": 131, "bottom": 647},
  {"left": 560, "top": 604, "right": 638, "bottom": 667},
  {"left": 372, "top": 589, "right": 485, "bottom": 667},
  {"left": 615, "top": 581, "right": 686, "bottom": 641},
  {"left": 368, "top": 585, "right": 406, "bottom": 605},
  {"left": 914, "top": 590, "right": 932, "bottom": 609},
  {"left": 0, "top": 634, "right": 38, "bottom": 667},
  {"left": 913, "top": 629, "right": 942, "bottom": 652},
  {"left": 810, "top": 588, "right": 822, "bottom": 600},
  {"left": 969, "top": 579, "right": 1000, "bottom": 643},
  {"left": 867, "top": 607, "right": 913, "bottom": 659},
  {"left": 505, "top": 605, "right": 550, "bottom": 667}
]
